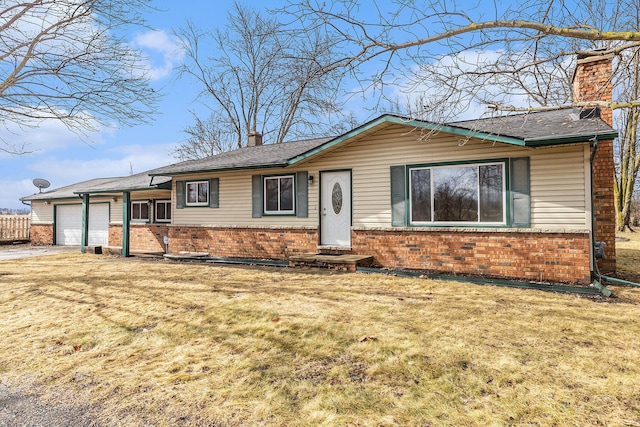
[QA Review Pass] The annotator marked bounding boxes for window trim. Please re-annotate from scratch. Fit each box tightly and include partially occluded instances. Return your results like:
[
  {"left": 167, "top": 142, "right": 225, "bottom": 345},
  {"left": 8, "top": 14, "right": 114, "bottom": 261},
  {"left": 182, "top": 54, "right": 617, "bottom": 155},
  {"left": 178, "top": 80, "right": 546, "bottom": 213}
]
[
  {"left": 407, "top": 159, "right": 509, "bottom": 227},
  {"left": 185, "top": 180, "right": 209, "bottom": 207},
  {"left": 155, "top": 200, "right": 171, "bottom": 223},
  {"left": 131, "top": 200, "right": 150, "bottom": 222},
  {"left": 263, "top": 174, "right": 296, "bottom": 215}
]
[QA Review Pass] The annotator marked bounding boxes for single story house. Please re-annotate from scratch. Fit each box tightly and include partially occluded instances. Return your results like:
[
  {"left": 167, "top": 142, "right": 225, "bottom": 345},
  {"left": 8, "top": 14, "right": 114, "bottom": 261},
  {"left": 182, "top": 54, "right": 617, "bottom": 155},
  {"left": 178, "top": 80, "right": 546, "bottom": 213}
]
[{"left": 21, "top": 52, "right": 617, "bottom": 285}]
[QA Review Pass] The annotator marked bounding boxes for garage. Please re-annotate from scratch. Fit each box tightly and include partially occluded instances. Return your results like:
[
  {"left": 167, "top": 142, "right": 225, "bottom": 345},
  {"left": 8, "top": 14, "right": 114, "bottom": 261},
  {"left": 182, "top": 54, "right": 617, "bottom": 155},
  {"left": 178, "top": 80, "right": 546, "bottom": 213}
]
[{"left": 55, "top": 204, "right": 109, "bottom": 246}]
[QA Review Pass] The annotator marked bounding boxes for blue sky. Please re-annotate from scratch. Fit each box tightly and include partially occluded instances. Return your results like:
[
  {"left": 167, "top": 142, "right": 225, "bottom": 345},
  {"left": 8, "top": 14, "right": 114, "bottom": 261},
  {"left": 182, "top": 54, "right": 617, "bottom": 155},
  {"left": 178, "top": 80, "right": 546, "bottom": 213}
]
[
  {"left": 1, "top": 0, "right": 557, "bottom": 209},
  {"left": 1, "top": 0, "right": 263, "bottom": 209}
]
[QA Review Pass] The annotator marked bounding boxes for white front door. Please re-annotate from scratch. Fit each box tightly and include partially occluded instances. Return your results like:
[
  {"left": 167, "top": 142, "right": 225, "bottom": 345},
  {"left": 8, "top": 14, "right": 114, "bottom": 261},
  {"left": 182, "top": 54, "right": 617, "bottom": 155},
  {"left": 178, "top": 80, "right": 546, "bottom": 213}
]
[{"left": 321, "top": 171, "right": 351, "bottom": 247}]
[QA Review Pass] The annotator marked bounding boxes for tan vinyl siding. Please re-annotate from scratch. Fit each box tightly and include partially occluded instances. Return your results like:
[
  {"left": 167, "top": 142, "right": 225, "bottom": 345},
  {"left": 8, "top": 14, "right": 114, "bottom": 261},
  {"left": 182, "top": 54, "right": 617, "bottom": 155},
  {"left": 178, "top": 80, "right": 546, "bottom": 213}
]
[
  {"left": 31, "top": 201, "right": 53, "bottom": 224},
  {"left": 306, "top": 125, "right": 590, "bottom": 230},
  {"left": 131, "top": 190, "right": 171, "bottom": 201},
  {"left": 109, "top": 199, "right": 122, "bottom": 224},
  {"left": 172, "top": 171, "right": 319, "bottom": 227},
  {"left": 529, "top": 146, "right": 589, "bottom": 229},
  {"left": 172, "top": 124, "right": 590, "bottom": 231}
]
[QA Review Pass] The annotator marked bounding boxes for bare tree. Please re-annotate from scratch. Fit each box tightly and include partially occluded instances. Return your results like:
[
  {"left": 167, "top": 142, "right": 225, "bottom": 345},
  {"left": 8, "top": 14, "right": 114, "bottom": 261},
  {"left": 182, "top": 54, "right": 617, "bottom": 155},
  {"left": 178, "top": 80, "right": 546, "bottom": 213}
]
[
  {"left": 287, "top": 0, "right": 640, "bottom": 231},
  {"left": 285, "top": 1, "right": 640, "bottom": 114},
  {"left": 614, "top": 51, "right": 640, "bottom": 231},
  {"left": 171, "top": 112, "right": 237, "bottom": 161},
  {"left": 175, "top": 1, "right": 345, "bottom": 155},
  {"left": 0, "top": 0, "right": 160, "bottom": 155}
]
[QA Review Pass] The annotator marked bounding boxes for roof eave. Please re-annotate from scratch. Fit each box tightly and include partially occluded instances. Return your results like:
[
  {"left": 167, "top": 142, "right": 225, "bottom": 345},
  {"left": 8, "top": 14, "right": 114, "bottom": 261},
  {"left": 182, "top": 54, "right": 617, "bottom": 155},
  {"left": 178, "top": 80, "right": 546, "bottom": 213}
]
[
  {"left": 74, "top": 187, "right": 170, "bottom": 195},
  {"left": 21, "top": 194, "right": 86, "bottom": 201},
  {"left": 148, "top": 162, "right": 289, "bottom": 177},
  {"left": 524, "top": 130, "right": 618, "bottom": 147}
]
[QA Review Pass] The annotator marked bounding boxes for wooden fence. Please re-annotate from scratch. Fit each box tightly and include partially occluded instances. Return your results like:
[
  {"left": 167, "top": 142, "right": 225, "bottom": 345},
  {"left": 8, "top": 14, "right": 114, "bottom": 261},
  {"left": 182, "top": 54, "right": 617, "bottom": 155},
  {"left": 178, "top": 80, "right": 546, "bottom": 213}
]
[{"left": 0, "top": 215, "right": 30, "bottom": 242}]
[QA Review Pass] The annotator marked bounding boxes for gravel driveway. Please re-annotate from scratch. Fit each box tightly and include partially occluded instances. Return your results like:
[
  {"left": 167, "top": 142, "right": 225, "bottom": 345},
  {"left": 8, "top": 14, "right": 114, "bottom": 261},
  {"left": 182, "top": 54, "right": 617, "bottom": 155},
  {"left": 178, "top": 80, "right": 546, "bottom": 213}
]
[
  {"left": 0, "top": 245, "right": 78, "bottom": 261},
  {"left": 0, "top": 383, "right": 100, "bottom": 427},
  {"left": 1, "top": 246, "right": 97, "bottom": 426}
]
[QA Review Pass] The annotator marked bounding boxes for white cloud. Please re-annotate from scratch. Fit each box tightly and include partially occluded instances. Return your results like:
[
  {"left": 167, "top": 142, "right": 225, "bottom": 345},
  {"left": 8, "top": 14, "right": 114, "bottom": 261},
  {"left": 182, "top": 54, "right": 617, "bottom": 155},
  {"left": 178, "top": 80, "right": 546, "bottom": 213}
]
[
  {"left": 0, "top": 178, "right": 39, "bottom": 209},
  {"left": 131, "top": 30, "right": 185, "bottom": 80},
  {"left": 3, "top": 143, "right": 175, "bottom": 209},
  {"left": 27, "top": 144, "right": 175, "bottom": 182},
  {"left": 0, "top": 117, "right": 114, "bottom": 159}
]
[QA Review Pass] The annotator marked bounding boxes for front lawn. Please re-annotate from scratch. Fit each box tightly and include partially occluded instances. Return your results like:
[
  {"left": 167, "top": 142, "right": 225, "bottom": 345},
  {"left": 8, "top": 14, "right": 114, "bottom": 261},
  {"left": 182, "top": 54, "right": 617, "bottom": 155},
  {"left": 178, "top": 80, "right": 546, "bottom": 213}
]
[{"left": 0, "top": 252, "right": 639, "bottom": 426}]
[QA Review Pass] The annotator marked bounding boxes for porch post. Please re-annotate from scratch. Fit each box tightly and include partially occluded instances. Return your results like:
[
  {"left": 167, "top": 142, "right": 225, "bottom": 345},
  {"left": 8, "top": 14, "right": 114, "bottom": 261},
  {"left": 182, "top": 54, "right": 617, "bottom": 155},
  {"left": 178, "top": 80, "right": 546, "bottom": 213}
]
[
  {"left": 122, "top": 191, "right": 131, "bottom": 257},
  {"left": 80, "top": 193, "right": 89, "bottom": 253}
]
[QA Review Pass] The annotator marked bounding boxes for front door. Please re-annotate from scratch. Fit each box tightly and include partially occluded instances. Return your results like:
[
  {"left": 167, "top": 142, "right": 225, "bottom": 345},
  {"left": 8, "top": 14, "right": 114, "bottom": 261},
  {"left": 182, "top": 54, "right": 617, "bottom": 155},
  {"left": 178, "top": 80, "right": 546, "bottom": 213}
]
[{"left": 321, "top": 171, "right": 351, "bottom": 246}]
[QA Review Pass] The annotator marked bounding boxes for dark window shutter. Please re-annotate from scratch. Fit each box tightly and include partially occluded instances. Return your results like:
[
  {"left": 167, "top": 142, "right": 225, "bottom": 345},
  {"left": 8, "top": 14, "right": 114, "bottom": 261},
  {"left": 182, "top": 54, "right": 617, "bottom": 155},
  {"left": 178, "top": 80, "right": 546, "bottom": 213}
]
[
  {"left": 209, "top": 178, "right": 219, "bottom": 208},
  {"left": 510, "top": 157, "right": 530, "bottom": 227},
  {"left": 296, "top": 171, "right": 308, "bottom": 217},
  {"left": 390, "top": 165, "right": 407, "bottom": 226},
  {"left": 176, "top": 180, "right": 185, "bottom": 209},
  {"left": 252, "top": 175, "right": 263, "bottom": 218}
]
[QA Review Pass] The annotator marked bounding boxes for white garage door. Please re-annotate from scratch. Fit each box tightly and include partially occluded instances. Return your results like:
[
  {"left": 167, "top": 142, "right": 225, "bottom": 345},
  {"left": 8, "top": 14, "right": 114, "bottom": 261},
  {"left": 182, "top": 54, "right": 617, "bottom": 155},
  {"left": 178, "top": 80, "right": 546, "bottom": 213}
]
[{"left": 56, "top": 204, "right": 109, "bottom": 246}]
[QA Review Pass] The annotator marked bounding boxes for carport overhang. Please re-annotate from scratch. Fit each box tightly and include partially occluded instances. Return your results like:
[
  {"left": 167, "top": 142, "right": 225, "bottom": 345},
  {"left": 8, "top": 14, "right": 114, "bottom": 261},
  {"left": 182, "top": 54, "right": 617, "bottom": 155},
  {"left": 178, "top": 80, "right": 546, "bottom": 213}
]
[{"left": 73, "top": 176, "right": 171, "bottom": 257}]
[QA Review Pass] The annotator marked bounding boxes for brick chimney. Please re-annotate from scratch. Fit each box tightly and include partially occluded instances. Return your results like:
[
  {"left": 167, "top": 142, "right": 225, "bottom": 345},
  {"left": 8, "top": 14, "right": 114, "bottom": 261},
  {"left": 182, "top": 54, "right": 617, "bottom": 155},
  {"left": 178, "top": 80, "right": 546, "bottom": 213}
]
[
  {"left": 247, "top": 131, "right": 263, "bottom": 147},
  {"left": 572, "top": 51, "right": 614, "bottom": 126},
  {"left": 573, "top": 51, "right": 616, "bottom": 273}
]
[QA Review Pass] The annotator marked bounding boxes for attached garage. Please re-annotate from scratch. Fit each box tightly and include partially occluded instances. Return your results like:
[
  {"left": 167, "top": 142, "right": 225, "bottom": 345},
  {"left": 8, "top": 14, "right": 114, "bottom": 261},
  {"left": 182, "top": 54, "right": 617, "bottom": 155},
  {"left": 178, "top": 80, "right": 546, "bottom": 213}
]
[{"left": 55, "top": 203, "right": 109, "bottom": 246}]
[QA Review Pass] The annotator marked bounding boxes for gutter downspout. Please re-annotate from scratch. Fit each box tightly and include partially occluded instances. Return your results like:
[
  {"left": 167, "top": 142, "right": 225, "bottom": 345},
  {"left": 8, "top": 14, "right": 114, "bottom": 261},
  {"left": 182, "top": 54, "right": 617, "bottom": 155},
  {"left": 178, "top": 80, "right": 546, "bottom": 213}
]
[{"left": 588, "top": 139, "right": 611, "bottom": 295}]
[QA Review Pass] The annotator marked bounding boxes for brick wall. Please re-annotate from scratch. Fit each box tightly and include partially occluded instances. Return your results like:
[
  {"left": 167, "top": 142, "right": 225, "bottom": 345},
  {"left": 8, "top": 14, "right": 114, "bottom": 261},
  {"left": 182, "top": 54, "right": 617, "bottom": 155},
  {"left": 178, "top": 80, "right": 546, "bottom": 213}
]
[
  {"left": 573, "top": 53, "right": 613, "bottom": 126},
  {"left": 109, "top": 224, "right": 170, "bottom": 252},
  {"left": 592, "top": 139, "right": 616, "bottom": 273},
  {"left": 163, "top": 225, "right": 590, "bottom": 284},
  {"left": 30, "top": 224, "right": 53, "bottom": 245},
  {"left": 108, "top": 225, "right": 121, "bottom": 248},
  {"left": 352, "top": 229, "right": 592, "bottom": 284},
  {"left": 573, "top": 53, "right": 616, "bottom": 273},
  {"left": 168, "top": 226, "right": 318, "bottom": 259}
]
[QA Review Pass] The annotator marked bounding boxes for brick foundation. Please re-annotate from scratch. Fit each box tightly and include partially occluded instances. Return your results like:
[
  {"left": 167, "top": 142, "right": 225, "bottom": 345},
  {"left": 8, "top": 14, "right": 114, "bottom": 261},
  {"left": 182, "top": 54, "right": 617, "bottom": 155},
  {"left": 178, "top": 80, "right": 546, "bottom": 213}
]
[
  {"left": 168, "top": 226, "right": 318, "bottom": 259},
  {"left": 109, "top": 224, "right": 170, "bottom": 252},
  {"left": 352, "top": 229, "right": 591, "bottom": 284},
  {"left": 164, "top": 225, "right": 591, "bottom": 284},
  {"left": 30, "top": 224, "right": 53, "bottom": 245}
]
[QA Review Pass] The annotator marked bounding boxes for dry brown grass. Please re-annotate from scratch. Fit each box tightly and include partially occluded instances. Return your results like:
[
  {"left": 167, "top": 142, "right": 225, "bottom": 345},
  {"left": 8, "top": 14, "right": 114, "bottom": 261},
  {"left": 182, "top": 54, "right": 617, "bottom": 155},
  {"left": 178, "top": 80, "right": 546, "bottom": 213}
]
[
  {"left": 616, "top": 231, "right": 640, "bottom": 283},
  {"left": 1, "top": 252, "right": 640, "bottom": 426}
]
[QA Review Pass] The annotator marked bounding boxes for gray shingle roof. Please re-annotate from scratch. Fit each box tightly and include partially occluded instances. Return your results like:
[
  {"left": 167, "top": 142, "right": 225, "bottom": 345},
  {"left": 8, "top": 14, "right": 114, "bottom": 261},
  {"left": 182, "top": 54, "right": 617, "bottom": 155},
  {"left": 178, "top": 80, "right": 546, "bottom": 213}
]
[
  {"left": 77, "top": 172, "right": 171, "bottom": 193},
  {"left": 20, "top": 173, "right": 171, "bottom": 201},
  {"left": 149, "top": 137, "right": 332, "bottom": 176},
  {"left": 149, "top": 110, "right": 616, "bottom": 177},
  {"left": 449, "top": 108, "right": 616, "bottom": 143},
  {"left": 20, "top": 178, "right": 117, "bottom": 201}
]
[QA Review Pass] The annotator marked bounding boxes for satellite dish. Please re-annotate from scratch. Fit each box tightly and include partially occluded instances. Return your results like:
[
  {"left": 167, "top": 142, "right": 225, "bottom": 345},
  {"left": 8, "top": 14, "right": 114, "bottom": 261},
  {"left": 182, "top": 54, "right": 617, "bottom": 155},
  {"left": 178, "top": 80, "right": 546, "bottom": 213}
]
[{"left": 33, "top": 178, "right": 51, "bottom": 193}]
